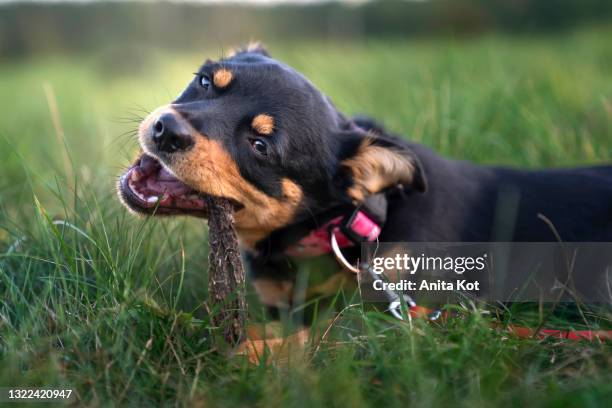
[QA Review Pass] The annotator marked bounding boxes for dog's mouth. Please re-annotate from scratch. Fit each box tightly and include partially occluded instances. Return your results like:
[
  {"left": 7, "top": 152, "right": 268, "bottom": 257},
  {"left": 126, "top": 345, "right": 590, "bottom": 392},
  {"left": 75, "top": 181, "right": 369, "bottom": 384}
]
[{"left": 118, "top": 154, "right": 240, "bottom": 217}]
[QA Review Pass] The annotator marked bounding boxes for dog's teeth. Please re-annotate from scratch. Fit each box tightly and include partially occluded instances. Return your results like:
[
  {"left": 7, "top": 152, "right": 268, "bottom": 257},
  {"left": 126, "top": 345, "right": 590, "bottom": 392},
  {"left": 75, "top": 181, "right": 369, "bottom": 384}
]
[
  {"left": 134, "top": 189, "right": 146, "bottom": 201},
  {"left": 147, "top": 196, "right": 159, "bottom": 203},
  {"left": 189, "top": 194, "right": 200, "bottom": 201}
]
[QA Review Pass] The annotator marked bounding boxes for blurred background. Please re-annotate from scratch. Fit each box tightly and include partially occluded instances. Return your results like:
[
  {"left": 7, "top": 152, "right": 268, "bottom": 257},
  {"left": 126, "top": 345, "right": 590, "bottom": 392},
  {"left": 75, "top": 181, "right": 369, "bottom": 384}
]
[
  {"left": 2, "top": 0, "right": 612, "bottom": 55},
  {"left": 0, "top": 0, "right": 611, "bottom": 321}
]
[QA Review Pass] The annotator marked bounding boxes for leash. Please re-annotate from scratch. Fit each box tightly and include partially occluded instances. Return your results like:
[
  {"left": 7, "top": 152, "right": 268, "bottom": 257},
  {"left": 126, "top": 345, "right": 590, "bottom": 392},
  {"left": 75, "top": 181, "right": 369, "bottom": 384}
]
[{"left": 329, "top": 228, "right": 612, "bottom": 341}]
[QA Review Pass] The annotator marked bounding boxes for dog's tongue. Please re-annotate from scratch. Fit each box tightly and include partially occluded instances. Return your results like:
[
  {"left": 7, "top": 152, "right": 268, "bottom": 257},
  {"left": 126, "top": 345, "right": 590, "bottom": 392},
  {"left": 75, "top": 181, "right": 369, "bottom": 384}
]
[
  {"left": 143, "top": 169, "right": 193, "bottom": 198},
  {"left": 131, "top": 154, "right": 196, "bottom": 198}
]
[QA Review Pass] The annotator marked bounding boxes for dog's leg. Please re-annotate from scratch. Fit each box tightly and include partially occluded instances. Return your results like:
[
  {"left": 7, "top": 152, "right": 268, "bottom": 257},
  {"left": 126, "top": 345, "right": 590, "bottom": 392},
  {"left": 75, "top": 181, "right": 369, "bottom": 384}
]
[
  {"left": 236, "top": 323, "right": 311, "bottom": 364},
  {"left": 241, "top": 271, "right": 354, "bottom": 364}
]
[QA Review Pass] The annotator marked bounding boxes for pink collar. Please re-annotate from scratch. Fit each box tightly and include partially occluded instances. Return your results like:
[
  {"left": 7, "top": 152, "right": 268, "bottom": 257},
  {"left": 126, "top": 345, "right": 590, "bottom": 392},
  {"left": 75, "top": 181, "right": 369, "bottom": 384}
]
[{"left": 284, "top": 210, "right": 382, "bottom": 258}]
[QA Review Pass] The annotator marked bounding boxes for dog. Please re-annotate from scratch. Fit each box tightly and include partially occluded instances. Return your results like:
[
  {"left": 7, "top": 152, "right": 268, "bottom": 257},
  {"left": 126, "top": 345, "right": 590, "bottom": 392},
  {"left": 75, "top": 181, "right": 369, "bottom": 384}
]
[{"left": 118, "top": 43, "right": 612, "bottom": 360}]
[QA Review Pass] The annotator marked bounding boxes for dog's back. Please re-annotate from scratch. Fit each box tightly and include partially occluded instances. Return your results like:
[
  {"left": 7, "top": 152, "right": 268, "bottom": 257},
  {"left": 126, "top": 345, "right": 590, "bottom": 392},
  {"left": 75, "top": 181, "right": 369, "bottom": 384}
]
[{"left": 352, "top": 116, "right": 612, "bottom": 243}]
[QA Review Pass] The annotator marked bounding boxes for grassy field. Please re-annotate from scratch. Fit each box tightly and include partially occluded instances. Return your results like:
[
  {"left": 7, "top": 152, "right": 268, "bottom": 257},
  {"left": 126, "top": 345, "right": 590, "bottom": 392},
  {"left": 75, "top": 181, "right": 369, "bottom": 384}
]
[{"left": 1, "top": 25, "right": 611, "bottom": 406}]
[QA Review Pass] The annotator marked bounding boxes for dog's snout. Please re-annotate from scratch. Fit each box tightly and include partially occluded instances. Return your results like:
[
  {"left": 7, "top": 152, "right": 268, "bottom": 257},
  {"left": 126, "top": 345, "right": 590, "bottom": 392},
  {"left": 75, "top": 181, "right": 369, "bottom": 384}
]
[{"left": 152, "top": 112, "right": 193, "bottom": 153}]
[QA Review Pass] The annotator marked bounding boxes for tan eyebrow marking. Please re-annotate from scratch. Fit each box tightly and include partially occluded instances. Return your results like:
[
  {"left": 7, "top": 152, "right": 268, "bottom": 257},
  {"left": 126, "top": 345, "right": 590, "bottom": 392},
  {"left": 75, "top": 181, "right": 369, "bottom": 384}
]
[
  {"left": 213, "top": 68, "right": 233, "bottom": 88},
  {"left": 251, "top": 114, "right": 275, "bottom": 135}
]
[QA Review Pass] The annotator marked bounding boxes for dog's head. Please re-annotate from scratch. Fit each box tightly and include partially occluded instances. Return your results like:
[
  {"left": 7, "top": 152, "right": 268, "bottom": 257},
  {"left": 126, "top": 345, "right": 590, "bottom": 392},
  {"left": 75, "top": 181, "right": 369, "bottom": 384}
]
[{"left": 118, "top": 44, "right": 426, "bottom": 247}]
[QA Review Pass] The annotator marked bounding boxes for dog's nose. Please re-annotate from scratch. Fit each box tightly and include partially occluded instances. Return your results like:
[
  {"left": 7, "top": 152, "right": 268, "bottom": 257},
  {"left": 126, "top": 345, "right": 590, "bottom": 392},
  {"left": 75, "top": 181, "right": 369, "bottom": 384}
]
[{"left": 152, "top": 113, "right": 193, "bottom": 153}]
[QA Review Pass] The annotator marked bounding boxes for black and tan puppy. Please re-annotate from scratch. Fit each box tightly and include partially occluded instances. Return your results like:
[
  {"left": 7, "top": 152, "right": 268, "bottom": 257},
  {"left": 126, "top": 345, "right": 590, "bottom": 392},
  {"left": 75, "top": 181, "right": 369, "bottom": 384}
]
[{"left": 118, "top": 44, "right": 612, "bottom": 355}]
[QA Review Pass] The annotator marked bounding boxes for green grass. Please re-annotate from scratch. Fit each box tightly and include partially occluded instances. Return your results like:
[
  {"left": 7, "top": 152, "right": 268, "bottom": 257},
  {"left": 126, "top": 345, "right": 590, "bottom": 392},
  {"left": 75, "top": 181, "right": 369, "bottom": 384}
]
[{"left": 1, "top": 25, "right": 612, "bottom": 406}]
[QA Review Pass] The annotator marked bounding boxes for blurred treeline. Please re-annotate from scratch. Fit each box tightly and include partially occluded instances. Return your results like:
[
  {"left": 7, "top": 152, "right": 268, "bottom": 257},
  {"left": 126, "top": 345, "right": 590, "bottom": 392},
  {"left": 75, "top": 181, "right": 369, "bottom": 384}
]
[{"left": 1, "top": 0, "right": 611, "bottom": 59}]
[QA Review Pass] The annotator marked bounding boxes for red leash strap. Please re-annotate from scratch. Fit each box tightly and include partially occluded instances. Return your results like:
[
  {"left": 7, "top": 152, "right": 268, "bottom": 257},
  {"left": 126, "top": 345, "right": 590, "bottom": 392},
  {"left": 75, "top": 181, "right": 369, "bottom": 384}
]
[
  {"left": 506, "top": 325, "right": 612, "bottom": 341},
  {"left": 407, "top": 305, "right": 612, "bottom": 341}
]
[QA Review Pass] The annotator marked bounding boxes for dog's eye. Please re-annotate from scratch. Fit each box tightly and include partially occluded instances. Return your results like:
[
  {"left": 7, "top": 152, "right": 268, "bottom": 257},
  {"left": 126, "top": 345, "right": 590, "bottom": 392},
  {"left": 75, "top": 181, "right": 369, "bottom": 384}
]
[
  {"left": 199, "top": 75, "right": 211, "bottom": 89},
  {"left": 250, "top": 139, "right": 268, "bottom": 156}
]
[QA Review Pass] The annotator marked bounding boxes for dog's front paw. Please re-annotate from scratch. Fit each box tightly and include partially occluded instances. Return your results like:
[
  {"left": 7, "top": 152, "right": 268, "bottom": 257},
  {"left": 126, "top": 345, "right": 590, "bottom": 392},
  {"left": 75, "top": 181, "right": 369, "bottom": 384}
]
[{"left": 235, "top": 325, "right": 310, "bottom": 364}]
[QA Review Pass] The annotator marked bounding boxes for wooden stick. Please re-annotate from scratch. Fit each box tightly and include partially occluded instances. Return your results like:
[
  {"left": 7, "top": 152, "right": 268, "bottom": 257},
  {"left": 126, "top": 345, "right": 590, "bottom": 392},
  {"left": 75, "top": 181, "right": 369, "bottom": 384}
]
[{"left": 205, "top": 196, "right": 247, "bottom": 345}]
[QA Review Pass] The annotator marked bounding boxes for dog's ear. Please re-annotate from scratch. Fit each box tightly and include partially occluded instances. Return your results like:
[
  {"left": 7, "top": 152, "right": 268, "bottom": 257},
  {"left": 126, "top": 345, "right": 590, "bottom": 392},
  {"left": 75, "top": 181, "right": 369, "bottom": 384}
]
[
  {"left": 335, "top": 130, "right": 427, "bottom": 202},
  {"left": 229, "top": 41, "right": 270, "bottom": 58}
]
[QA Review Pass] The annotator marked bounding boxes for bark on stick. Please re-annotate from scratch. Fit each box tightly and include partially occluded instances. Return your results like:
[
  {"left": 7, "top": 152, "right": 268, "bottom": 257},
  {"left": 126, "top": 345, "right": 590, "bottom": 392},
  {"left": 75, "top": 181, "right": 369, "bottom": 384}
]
[{"left": 205, "top": 196, "right": 247, "bottom": 345}]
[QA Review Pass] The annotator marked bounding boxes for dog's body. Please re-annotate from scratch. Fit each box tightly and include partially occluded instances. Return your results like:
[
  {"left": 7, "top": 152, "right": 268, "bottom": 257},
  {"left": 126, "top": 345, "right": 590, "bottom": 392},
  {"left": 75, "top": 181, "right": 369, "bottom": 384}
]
[
  {"left": 118, "top": 44, "right": 612, "bottom": 358},
  {"left": 247, "top": 121, "right": 612, "bottom": 311},
  {"left": 345, "top": 132, "right": 612, "bottom": 244}
]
